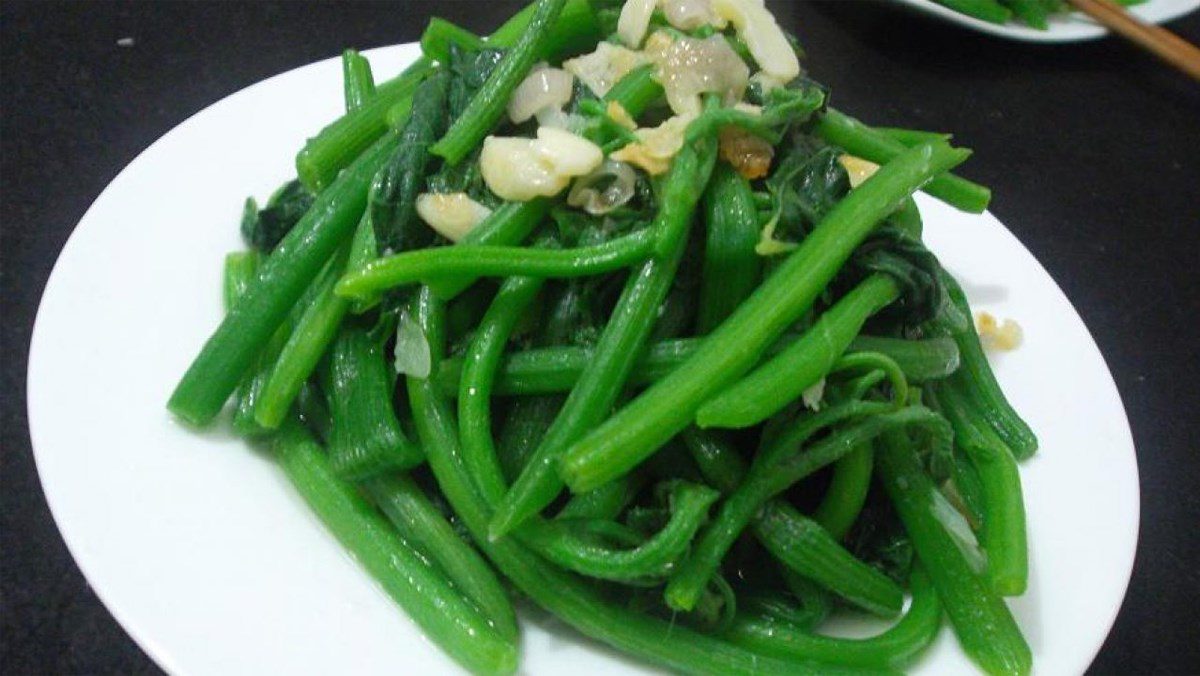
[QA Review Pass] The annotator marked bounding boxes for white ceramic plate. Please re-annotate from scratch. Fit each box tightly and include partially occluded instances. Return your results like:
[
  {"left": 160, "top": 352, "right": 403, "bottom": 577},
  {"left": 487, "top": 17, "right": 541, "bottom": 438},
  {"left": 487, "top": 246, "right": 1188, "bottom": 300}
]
[
  {"left": 893, "top": 0, "right": 1200, "bottom": 41},
  {"left": 28, "top": 43, "right": 1139, "bottom": 675}
]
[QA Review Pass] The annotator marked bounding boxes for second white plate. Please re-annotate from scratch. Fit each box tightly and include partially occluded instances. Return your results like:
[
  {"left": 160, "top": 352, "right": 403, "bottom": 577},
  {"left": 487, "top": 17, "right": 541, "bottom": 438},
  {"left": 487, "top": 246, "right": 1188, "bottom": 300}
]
[{"left": 893, "top": 0, "right": 1200, "bottom": 41}]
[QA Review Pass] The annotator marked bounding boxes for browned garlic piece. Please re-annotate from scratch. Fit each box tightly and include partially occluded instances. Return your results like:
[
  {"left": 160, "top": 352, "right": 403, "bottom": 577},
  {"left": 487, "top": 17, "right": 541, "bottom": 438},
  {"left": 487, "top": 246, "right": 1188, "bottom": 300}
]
[
  {"left": 610, "top": 113, "right": 697, "bottom": 175},
  {"left": 838, "top": 154, "right": 881, "bottom": 188}
]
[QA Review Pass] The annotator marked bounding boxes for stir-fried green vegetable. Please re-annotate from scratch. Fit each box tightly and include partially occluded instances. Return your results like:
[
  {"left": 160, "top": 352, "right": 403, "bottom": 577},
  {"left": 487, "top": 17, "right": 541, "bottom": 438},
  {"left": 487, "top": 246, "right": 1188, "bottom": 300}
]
[
  {"left": 171, "top": 2, "right": 1038, "bottom": 673},
  {"left": 930, "top": 0, "right": 1146, "bottom": 29}
]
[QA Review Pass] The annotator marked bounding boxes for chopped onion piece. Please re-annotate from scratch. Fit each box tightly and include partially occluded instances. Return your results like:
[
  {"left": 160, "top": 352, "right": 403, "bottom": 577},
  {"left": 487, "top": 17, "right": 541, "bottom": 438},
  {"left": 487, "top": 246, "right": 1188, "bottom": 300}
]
[
  {"left": 507, "top": 64, "right": 575, "bottom": 124},
  {"left": 480, "top": 129, "right": 604, "bottom": 201},
  {"left": 838, "top": 154, "right": 880, "bottom": 188},
  {"left": 617, "top": 0, "right": 656, "bottom": 47},
  {"left": 415, "top": 193, "right": 493, "bottom": 242},
  {"left": 564, "top": 42, "right": 649, "bottom": 98},
  {"left": 568, "top": 160, "right": 638, "bottom": 215},
  {"left": 712, "top": 0, "right": 800, "bottom": 81},
  {"left": 645, "top": 32, "right": 749, "bottom": 116}
]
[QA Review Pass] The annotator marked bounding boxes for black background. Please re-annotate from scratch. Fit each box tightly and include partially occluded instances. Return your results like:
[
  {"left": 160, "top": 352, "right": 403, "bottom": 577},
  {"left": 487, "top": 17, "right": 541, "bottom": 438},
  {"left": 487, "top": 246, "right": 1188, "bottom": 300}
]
[{"left": 2, "top": 1, "right": 1198, "bottom": 673}]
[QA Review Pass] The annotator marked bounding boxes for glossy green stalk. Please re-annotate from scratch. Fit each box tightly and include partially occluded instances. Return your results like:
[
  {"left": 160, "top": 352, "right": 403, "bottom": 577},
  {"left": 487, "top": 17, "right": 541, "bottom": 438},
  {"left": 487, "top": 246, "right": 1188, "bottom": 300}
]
[
  {"left": 169, "top": 133, "right": 399, "bottom": 426},
  {"left": 488, "top": 123, "right": 719, "bottom": 539},
  {"left": 559, "top": 141, "right": 971, "bottom": 493},
  {"left": 848, "top": 335, "right": 960, "bottom": 382},
  {"left": 223, "top": 251, "right": 261, "bottom": 306},
  {"left": 725, "top": 567, "right": 943, "bottom": 670},
  {"left": 420, "top": 17, "right": 487, "bottom": 62},
  {"left": 431, "top": 0, "right": 567, "bottom": 165},
  {"left": 322, "top": 325, "right": 423, "bottom": 479},
  {"left": 425, "top": 200, "right": 551, "bottom": 300},
  {"left": 459, "top": 275, "right": 547, "bottom": 504},
  {"left": 363, "top": 474, "right": 517, "bottom": 641},
  {"left": 454, "top": 263, "right": 718, "bottom": 581},
  {"left": 877, "top": 429, "right": 1031, "bottom": 676},
  {"left": 555, "top": 473, "right": 641, "bottom": 521},
  {"left": 929, "top": 379, "right": 1028, "bottom": 596},
  {"left": 811, "top": 444, "right": 874, "bottom": 541},
  {"left": 932, "top": 269, "right": 1037, "bottom": 458},
  {"left": 815, "top": 108, "right": 991, "bottom": 213},
  {"left": 696, "top": 274, "right": 900, "bottom": 429},
  {"left": 697, "top": 164, "right": 762, "bottom": 333},
  {"left": 436, "top": 334, "right": 958, "bottom": 397},
  {"left": 666, "top": 405, "right": 942, "bottom": 613},
  {"left": 253, "top": 66, "right": 383, "bottom": 426},
  {"left": 296, "top": 60, "right": 431, "bottom": 191},
  {"left": 487, "top": 0, "right": 602, "bottom": 63},
  {"left": 681, "top": 429, "right": 905, "bottom": 616},
  {"left": 491, "top": 280, "right": 576, "bottom": 480},
  {"left": 878, "top": 127, "right": 952, "bottom": 147},
  {"left": 337, "top": 228, "right": 656, "bottom": 301},
  {"left": 521, "top": 481, "right": 719, "bottom": 581},
  {"left": 273, "top": 422, "right": 517, "bottom": 674},
  {"left": 422, "top": 0, "right": 602, "bottom": 72},
  {"left": 341, "top": 49, "right": 376, "bottom": 112},
  {"left": 405, "top": 288, "right": 860, "bottom": 675},
  {"left": 253, "top": 216, "right": 379, "bottom": 429}
]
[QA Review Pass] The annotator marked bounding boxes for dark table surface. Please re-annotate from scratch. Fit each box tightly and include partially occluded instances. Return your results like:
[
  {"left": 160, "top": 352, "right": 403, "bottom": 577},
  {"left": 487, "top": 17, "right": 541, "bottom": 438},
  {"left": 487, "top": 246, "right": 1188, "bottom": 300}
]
[{"left": 3, "top": 1, "right": 1198, "bottom": 673}]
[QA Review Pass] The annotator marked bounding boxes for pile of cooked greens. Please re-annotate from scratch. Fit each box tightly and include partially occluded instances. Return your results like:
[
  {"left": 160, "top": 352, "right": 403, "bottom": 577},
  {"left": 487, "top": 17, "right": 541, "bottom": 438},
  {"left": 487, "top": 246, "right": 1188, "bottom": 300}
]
[
  {"left": 170, "top": 0, "right": 1038, "bottom": 673},
  {"left": 933, "top": 0, "right": 1146, "bottom": 29}
]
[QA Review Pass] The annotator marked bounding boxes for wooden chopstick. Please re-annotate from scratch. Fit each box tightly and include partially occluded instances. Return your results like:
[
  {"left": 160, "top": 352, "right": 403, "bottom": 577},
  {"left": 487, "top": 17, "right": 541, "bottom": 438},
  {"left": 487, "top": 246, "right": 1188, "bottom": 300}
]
[{"left": 1066, "top": 0, "right": 1200, "bottom": 82}]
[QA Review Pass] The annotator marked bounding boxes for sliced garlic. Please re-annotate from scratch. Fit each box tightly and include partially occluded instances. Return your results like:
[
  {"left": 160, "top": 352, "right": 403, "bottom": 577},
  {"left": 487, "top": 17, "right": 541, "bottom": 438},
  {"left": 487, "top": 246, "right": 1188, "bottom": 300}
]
[
  {"left": 415, "top": 193, "right": 492, "bottom": 242},
  {"left": 617, "top": 0, "right": 657, "bottom": 47},
  {"left": 645, "top": 32, "right": 749, "bottom": 116},
  {"left": 838, "top": 154, "right": 880, "bottom": 188},
  {"left": 712, "top": 0, "right": 800, "bottom": 82},
  {"left": 535, "top": 127, "right": 604, "bottom": 175},
  {"left": 610, "top": 113, "right": 696, "bottom": 175},
  {"left": 480, "top": 128, "right": 604, "bottom": 201},
  {"left": 507, "top": 64, "right": 575, "bottom": 124},
  {"left": 563, "top": 42, "right": 649, "bottom": 98},
  {"left": 661, "top": 0, "right": 725, "bottom": 30}
]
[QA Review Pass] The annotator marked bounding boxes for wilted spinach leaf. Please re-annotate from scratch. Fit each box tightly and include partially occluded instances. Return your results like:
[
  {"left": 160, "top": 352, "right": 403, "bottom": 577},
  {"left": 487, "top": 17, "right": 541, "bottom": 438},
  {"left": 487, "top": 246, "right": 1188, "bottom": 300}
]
[{"left": 240, "top": 179, "right": 314, "bottom": 252}]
